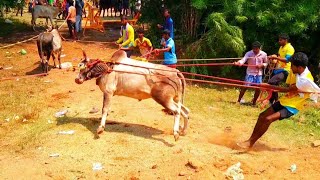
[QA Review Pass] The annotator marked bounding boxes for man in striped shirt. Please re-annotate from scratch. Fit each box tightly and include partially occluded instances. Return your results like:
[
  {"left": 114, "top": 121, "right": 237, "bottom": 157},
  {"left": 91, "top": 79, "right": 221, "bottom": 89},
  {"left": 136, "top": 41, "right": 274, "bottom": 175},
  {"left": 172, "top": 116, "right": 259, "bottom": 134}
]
[{"left": 235, "top": 41, "right": 268, "bottom": 105}]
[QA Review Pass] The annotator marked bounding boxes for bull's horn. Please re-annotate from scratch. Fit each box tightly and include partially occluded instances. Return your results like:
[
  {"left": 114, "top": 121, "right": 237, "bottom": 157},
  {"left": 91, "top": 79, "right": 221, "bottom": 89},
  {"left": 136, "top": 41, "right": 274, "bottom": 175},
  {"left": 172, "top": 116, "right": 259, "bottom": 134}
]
[{"left": 82, "top": 49, "right": 88, "bottom": 61}]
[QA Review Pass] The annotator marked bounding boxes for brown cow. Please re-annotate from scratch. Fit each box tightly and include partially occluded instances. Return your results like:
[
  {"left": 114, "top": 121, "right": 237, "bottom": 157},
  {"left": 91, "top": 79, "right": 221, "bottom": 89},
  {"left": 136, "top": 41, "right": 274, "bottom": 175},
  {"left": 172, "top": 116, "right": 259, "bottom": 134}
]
[{"left": 75, "top": 50, "right": 190, "bottom": 141}]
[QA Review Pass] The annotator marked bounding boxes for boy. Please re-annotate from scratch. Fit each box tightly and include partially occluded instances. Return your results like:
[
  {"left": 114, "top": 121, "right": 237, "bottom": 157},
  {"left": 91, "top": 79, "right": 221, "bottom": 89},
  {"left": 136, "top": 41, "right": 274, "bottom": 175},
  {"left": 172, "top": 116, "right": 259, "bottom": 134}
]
[
  {"left": 153, "top": 29, "right": 177, "bottom": 68},
  {"left": 267, "top": 33, "right": 295, "bottom": 104},
  {"left": 234, "top": 41, "right": 268, "bottom": 105},
  {"left": 66, "top": 0, "right": 77, "bottom": 40},
  {"left": 116, "top": 16, "right": 135, "bottom": 58},
  {"left": 133, "top": 28, "right": 153, "bottom": 62}
]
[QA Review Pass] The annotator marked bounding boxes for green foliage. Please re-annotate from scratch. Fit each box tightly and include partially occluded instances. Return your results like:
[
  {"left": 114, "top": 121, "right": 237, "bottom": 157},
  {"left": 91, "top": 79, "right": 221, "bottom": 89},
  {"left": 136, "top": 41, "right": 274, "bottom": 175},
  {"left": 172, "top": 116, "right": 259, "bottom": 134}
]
[{"left": 140, "top": 0, "right": 320, "bottom": 78}]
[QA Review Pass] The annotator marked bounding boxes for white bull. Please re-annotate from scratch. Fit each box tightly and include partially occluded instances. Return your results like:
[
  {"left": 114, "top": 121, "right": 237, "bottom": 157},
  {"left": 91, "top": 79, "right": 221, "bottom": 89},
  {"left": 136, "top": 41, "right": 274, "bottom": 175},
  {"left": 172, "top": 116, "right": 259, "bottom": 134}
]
[{"left": 75, "top": 50, "right": 190, "bottom": 141}]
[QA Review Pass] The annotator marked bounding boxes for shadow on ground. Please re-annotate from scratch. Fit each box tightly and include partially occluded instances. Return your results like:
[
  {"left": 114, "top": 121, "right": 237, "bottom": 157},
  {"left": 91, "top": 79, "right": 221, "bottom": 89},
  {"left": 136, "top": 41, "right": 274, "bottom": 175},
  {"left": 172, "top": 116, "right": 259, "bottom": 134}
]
[{"left": 56, "top": 116, "right": 174, "bottom": 147}]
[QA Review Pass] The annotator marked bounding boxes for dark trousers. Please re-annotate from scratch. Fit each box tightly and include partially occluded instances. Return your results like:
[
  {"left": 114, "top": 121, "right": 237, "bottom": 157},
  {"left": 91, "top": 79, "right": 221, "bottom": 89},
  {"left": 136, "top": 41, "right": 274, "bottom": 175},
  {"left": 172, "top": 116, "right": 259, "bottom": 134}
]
[
  {"left": 268, "top": 71, "right": 288, "bottom": 104},
  {"left": 124, "top": 50, "right": 132, "bottom": 58},
  {"left": 67, "top": 20, "right": 76, "bottom": 38}
]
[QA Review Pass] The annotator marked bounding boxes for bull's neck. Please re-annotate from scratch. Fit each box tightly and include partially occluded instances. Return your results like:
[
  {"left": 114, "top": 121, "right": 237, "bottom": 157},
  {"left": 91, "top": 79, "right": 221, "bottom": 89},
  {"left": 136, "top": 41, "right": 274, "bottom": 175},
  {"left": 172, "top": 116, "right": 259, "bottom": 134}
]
[{"left": 87, "top": 63, "right": 111, "bottom": 79}]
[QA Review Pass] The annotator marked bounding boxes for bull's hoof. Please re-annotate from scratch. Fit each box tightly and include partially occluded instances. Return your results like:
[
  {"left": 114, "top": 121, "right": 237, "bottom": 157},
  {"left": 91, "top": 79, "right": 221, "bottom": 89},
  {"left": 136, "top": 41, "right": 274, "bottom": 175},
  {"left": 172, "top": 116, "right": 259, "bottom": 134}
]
[
  {"left": 97, "top": 126, "right": 104, "bottom": 134},
  {"left": 174, "top": 133, "right": 180, "bottom": 141},
  {"left": 179, "top": 130, "right": 187, "bottom": 136}
]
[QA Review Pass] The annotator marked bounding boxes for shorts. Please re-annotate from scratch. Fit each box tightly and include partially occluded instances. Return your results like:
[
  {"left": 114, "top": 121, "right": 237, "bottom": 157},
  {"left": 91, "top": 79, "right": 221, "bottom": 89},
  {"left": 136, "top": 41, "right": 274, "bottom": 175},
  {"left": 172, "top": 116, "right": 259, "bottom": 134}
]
[
  {"left": 124, "top": 50, "right": 132, "bottom": 58},
  {"left": 271, "top": 101, "right": 294, "bottom": 120},
  {"left": 67, "top": 20, "right": 76, "bottom": 30},
  {"left": 245, "top": 74, "right": 262, "bottom": 85}
]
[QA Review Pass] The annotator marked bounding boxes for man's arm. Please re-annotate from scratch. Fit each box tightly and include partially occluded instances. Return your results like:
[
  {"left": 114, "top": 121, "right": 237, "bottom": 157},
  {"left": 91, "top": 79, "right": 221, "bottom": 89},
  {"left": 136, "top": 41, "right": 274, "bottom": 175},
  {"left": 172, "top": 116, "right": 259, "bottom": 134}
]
[
  {"left": 234, "top": 52, "right": 249, "bottom": 66},
  {"left": 154, "top": 46, "right": 171, "bottom": 53},
  {"left": 274, "top": 55, "right": 291, "bottom": 63},
  {"left": 261, "top": 54, "right": 269, "bottom": 68}
]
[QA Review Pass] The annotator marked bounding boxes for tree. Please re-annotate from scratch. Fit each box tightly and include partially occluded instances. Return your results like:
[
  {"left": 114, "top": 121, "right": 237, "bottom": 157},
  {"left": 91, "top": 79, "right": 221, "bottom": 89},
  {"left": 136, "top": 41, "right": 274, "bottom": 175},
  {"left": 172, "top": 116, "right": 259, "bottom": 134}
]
[{"left": 0, "top": 0, "right": 18, "bottom": 17}]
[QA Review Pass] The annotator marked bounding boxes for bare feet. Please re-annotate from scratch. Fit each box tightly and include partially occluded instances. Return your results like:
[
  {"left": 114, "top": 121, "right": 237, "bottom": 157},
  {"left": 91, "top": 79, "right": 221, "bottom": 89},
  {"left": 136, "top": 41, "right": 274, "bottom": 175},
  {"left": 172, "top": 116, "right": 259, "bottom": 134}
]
[{"left": 236, "top": 140, "right": 252, "bottom": 149}]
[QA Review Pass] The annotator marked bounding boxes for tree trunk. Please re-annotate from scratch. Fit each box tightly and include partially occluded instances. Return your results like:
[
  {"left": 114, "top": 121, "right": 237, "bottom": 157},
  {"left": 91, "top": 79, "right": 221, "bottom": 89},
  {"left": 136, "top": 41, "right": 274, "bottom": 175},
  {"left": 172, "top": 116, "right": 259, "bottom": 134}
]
[{"left": 181, "top": 0, "right": 201, "bottom": 40}]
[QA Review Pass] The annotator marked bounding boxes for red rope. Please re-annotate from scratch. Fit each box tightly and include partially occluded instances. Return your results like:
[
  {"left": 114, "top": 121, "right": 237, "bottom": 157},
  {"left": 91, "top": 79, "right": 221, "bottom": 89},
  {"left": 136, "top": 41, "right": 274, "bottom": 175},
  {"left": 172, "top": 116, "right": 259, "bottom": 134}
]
[
  {"left": 181, "top": 72, "right": 262, "bottom": 86},
  {"left": 174, "top": 63, "right": 259, "bottom": 67}
]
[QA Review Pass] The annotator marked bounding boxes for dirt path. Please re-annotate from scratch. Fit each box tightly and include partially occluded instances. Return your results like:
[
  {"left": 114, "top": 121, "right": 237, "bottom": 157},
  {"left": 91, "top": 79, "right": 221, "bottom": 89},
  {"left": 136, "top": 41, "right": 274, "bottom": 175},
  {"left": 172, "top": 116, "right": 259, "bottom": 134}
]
[{"left": 0, "top": 21, "right": 320, "bottom": 179}]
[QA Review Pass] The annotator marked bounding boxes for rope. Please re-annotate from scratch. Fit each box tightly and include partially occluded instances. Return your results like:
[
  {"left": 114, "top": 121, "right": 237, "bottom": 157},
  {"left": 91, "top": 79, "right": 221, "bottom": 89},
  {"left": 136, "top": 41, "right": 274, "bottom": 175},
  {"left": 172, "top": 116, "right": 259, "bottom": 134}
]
[
  {"left": 0, "top": 35, "right": 39, "bottom": 49},
  {"left": 149, "top": 57, "right": 243, "bottom": 62},
  {"left": 174, "top": 62, "right": 260, "bottom": 67},
  {"left": 63, "top": 39, "right": 117, "bottom": 44},
  {"left": 96, "top": 68, "right": 279, "bottom": 93}
]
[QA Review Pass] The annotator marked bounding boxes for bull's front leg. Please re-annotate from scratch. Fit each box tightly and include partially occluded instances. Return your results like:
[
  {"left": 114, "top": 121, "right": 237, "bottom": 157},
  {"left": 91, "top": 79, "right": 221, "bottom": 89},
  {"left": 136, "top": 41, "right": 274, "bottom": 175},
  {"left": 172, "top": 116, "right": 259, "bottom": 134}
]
[{"left": 97, "top": 93, "right": 112, "bottom": 134}]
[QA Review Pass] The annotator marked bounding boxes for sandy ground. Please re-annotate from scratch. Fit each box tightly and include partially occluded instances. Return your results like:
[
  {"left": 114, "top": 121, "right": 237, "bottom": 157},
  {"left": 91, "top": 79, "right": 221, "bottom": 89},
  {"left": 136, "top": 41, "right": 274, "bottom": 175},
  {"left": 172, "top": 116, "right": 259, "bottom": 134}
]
[{"left": 0, "top": 11, "right": 320, "bottom": 180}]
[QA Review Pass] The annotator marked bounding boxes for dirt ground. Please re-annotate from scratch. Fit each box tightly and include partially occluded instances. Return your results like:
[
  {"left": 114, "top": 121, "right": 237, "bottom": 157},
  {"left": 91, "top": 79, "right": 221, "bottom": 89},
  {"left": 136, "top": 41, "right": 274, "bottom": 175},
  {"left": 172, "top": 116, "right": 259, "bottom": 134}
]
[{"left": 1, "top": 11, "right": 320, "bottom": 180}]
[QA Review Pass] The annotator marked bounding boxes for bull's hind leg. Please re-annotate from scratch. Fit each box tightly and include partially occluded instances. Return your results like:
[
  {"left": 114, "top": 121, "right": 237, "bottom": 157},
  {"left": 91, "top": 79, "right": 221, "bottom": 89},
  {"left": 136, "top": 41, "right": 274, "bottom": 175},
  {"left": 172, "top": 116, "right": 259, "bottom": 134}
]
[
  {"left": 152, "top": 93, "right": 182, "bottom": 141},
  {"left": 97, "top": 93, "right": 112, "bottom": 134},
  {"left": 164, "top": 100, "right": 181, "bottom": 141},
  {"left": 179, "top": 104, "right": 190, "bottom": 136}
]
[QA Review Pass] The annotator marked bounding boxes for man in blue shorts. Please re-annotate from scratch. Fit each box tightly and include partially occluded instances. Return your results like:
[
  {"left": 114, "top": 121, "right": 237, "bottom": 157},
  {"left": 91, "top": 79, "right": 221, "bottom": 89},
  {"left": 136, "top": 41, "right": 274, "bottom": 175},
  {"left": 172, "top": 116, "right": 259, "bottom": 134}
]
[{"left": 235, "top": 41, "right": 268, "bottom": 105}]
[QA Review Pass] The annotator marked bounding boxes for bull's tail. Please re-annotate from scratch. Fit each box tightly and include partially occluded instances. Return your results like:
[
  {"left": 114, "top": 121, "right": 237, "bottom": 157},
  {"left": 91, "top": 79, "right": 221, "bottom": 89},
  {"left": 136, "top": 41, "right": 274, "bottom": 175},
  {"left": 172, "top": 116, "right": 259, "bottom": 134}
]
[{"left": 177, "top": 72, "right": 186, "bottom": 104}]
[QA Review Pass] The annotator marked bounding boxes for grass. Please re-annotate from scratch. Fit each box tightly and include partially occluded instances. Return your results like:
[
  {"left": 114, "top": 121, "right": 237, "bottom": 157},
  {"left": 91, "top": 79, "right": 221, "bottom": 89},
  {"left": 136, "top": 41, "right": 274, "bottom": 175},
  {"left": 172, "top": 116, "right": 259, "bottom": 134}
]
[{"left": 0, "top": 78, "right": 55, "bottom": 151}]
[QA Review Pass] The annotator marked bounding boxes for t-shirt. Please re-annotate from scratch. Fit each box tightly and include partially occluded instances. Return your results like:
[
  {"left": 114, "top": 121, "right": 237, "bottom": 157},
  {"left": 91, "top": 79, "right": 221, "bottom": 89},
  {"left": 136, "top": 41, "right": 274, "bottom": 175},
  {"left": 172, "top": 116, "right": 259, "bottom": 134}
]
[
  {"left": 163, "top": 38, "right": 177, "bottom": 65},
  {"left": 134, "top": 37, "right": 152, "bottom": 56},
  {"left": 279, "top": 68, "right": 314, "bottom": 114},
  {"left": 274, "top": 43, "right": 295, "bottom": 74},
  {"left": 164, "top": 17, "right": 174, "bottom": 39},
  {"left": 68, "top": 6, "right": 76, "bottom": 22},
  {"left": 116, "top": 23, "right": 135, "bottom": 48},
  {"left": 238, "top": 50, "right": 268, "bottom": 76}
]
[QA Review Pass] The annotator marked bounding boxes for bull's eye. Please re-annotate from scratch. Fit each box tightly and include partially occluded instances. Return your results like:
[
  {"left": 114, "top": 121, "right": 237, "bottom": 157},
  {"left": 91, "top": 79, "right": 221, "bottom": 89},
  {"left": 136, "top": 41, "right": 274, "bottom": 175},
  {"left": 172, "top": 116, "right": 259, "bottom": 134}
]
[{"left": 78, "top": 63, "right": 86, "bottom": 70}]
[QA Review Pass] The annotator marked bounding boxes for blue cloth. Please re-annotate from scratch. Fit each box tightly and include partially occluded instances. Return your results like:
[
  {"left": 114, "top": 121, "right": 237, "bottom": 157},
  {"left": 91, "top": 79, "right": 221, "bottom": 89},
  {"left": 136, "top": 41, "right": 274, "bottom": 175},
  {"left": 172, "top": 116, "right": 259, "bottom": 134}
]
[
  {"left": 76, "top": 15, "right": 82, "bottom": 32},
  {"left": 163, "top": 38, "right": 177, "bottom": 65},
  {"left": 285, "top": 54, "right": 292, "bottom": 62},
  {"left": 163, "top": 17, "right": 174, "bottom": 39},
  {"left": 245, "top": 74, "right": 262, "bottom": 86},
  {"left": 273, "top": 68, "right": 285, "bottom": 75},
  {"left": 284, "top": 106, "right": 299, "bottom": 115},
  {"left": 75, "top": 0, "right": 84, "bottom": 15}
]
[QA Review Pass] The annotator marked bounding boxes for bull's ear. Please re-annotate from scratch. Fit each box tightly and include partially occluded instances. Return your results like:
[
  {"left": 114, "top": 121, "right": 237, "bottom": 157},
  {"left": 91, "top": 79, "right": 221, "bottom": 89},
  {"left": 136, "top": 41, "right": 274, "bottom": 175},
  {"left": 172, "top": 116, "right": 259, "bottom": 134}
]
[{"left": 82, "top": 50, "right": 88, "bottom": 62}]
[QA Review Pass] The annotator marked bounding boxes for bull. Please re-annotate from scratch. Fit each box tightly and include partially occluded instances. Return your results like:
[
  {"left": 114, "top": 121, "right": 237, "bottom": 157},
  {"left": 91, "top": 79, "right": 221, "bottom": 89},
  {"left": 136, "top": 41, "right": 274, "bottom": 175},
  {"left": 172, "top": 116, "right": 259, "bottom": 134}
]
[
  {"left": 75, "top": 50, "right": 190, "bottom": 141},
  {"left": 32, "top": 5, "right": 61, "bottom": 31},
  {"left": 37, "top": 26, "right": 63, "bottom": 73}
]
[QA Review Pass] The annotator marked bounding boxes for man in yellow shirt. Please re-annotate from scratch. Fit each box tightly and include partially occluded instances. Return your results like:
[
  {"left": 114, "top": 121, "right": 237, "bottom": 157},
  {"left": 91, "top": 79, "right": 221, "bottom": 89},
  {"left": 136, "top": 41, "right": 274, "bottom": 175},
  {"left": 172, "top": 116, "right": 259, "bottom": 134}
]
[
  {"left": 116, "top": 16, "right": 135, "bottom": 58},
  {"left": 238, "top": 52, "right": 315, "bottom": 149},
  {"left": 268, "top": 33, "right": 295, "bottom": 104},
  {"left": 133, "top": 28, "right": 153, "bottom": 62}
]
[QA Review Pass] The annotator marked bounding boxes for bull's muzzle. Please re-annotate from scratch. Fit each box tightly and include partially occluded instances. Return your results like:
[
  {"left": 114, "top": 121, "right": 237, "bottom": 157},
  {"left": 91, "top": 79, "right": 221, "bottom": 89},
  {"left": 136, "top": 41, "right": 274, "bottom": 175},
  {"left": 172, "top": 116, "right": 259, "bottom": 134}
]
[{"left": 75, "top": 78, "right": 84, "bottom": 84}]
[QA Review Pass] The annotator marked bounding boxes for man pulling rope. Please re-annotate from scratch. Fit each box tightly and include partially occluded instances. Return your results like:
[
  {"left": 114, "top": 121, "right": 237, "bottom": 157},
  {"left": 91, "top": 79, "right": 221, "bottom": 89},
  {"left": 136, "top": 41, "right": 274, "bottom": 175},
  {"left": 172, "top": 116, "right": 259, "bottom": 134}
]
[{"left": 237, "top": 52, "right": 320, "bottom": 149}]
